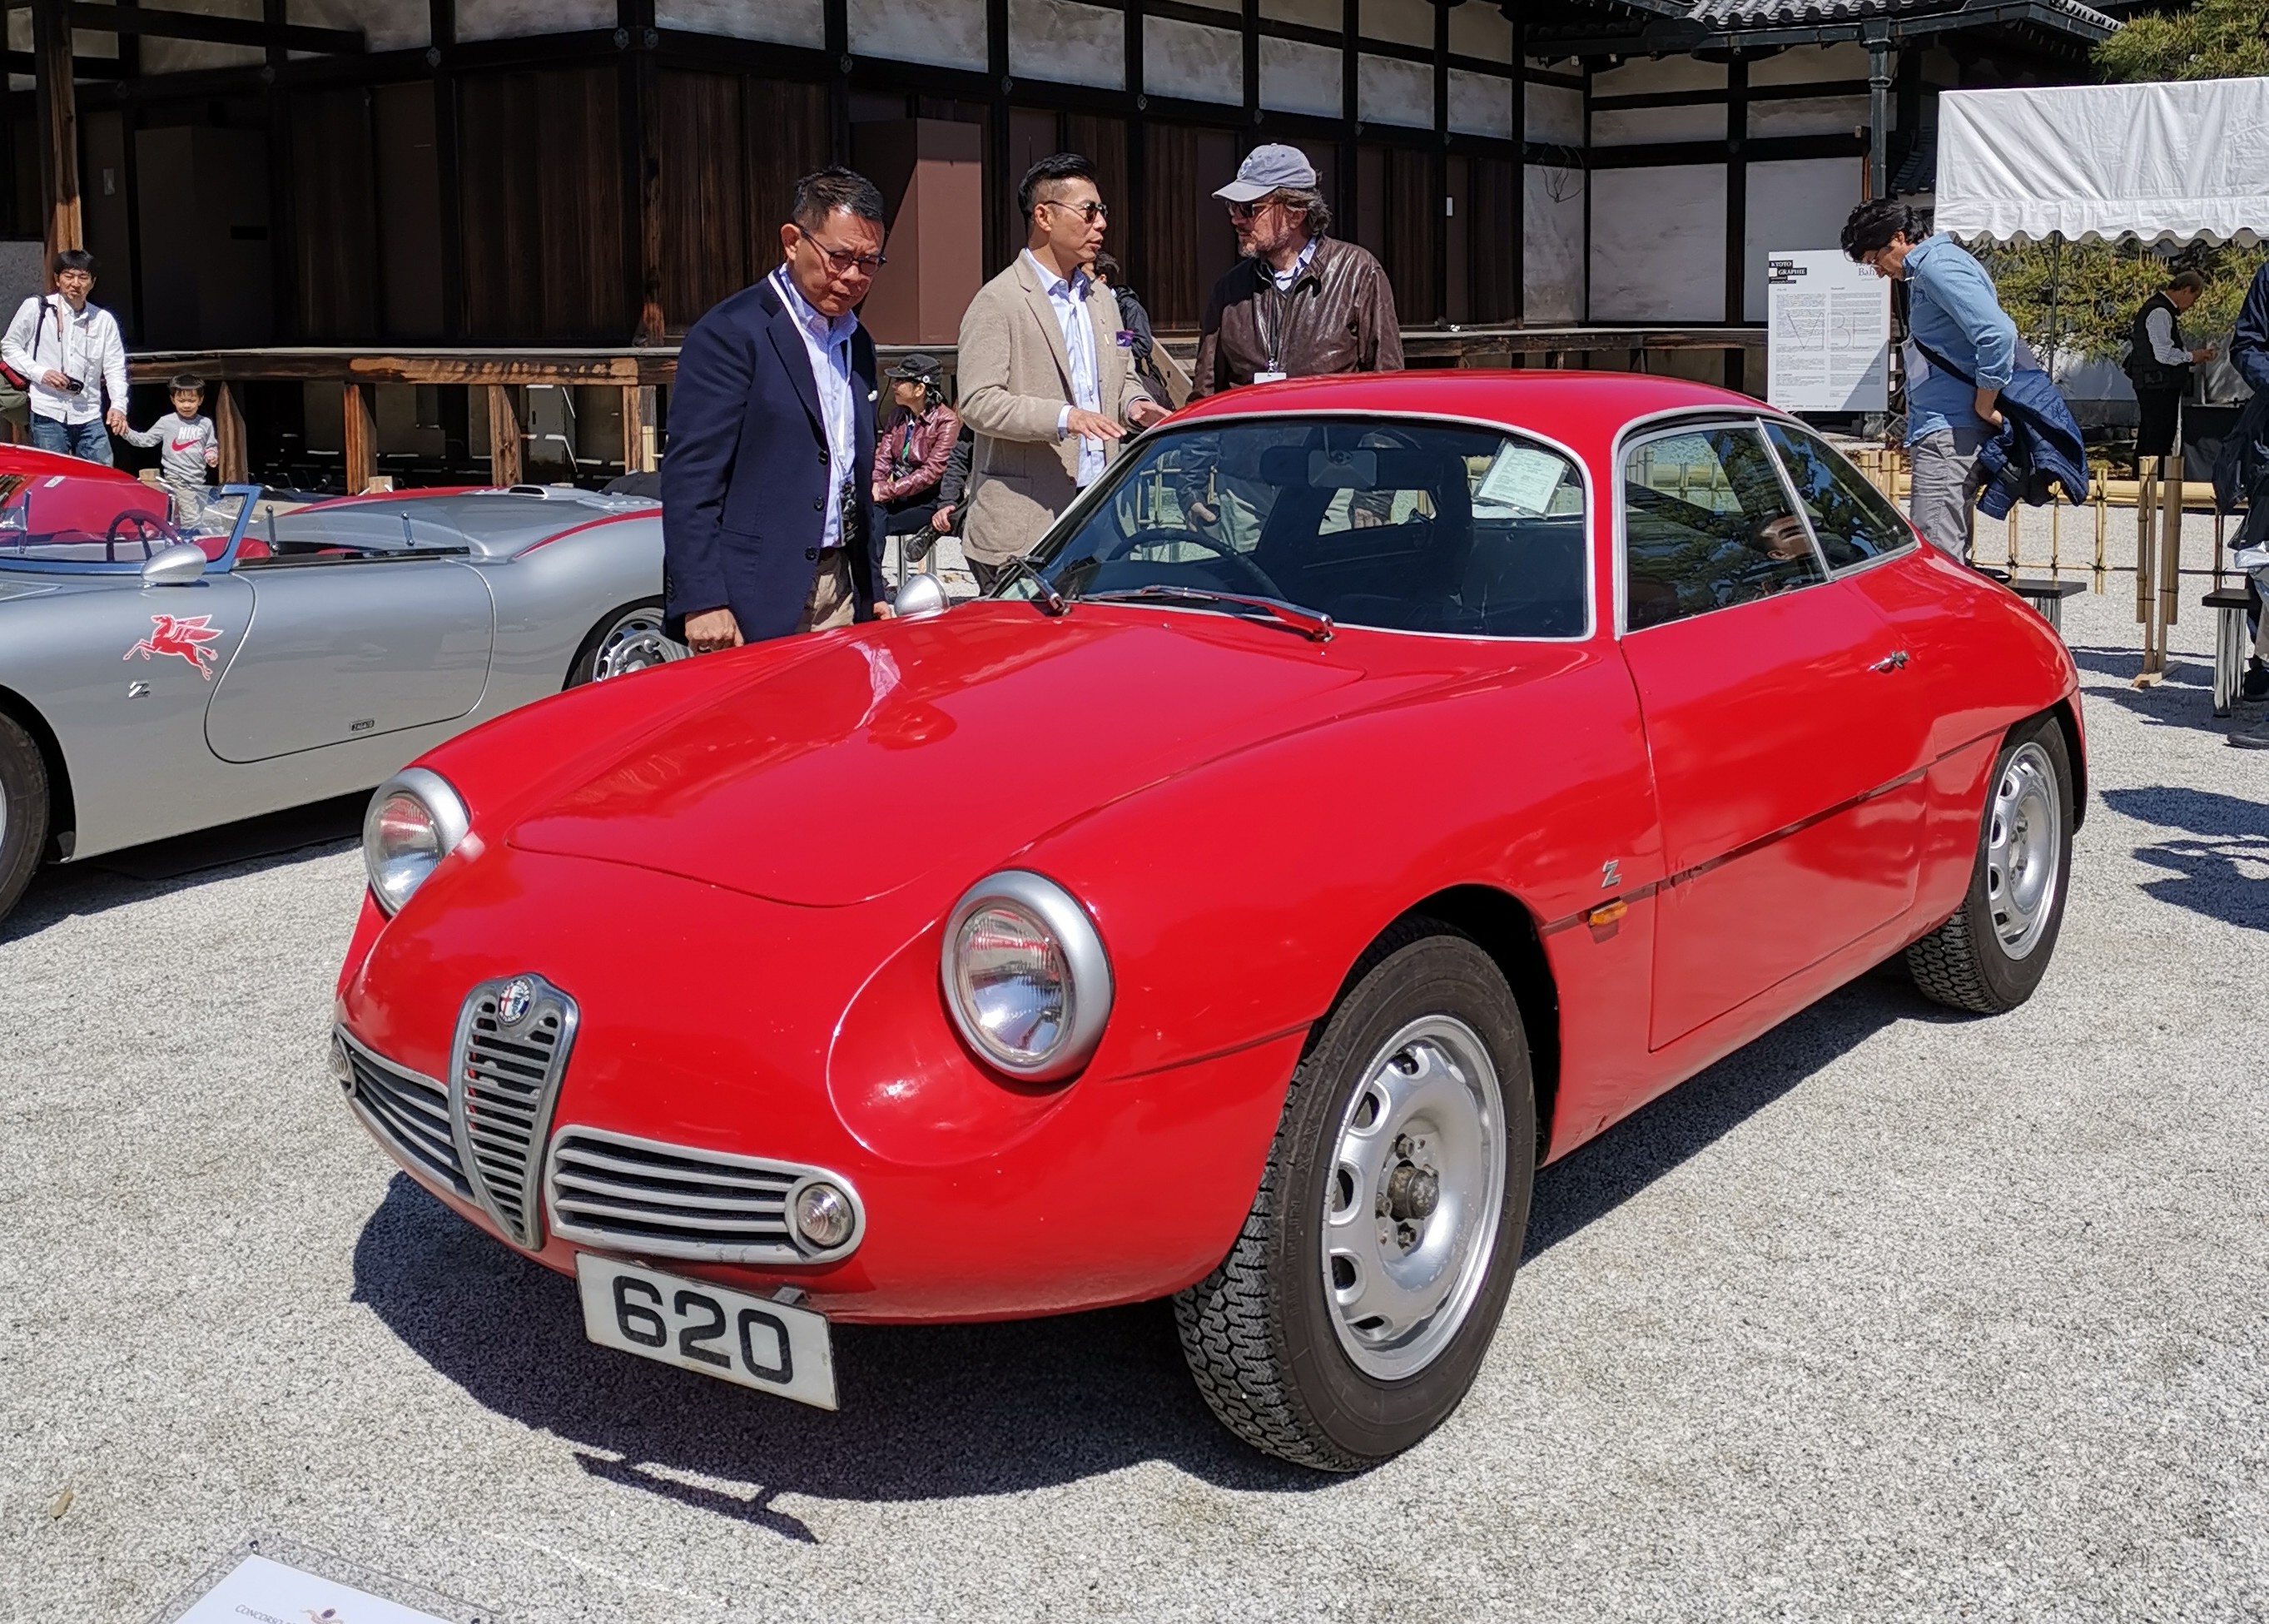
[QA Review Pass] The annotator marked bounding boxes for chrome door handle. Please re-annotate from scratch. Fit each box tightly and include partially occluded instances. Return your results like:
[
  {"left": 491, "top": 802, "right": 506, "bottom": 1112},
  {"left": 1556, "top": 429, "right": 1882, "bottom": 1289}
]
[{"left": 1869, "top": 650, "right": 1910, "bottom": 673}]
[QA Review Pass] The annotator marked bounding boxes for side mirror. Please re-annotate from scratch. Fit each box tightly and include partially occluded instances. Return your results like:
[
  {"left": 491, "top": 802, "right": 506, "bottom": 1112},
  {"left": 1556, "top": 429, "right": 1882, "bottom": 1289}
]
[
  {"left": 141, "top": 542, "right": 208, "bottom": 588},
  {"left": 893, "top": 573, "right": 948, "bottom": 621}
]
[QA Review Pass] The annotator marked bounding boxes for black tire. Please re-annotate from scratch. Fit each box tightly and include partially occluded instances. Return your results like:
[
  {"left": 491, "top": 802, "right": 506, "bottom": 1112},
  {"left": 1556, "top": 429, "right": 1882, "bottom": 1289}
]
[
  {"left": 0, "top": 711, "right": 51, "bottom": 927},
  {"left": 1905, "top": 715, "right": 2074, "bottom": 1014},
  {"left": 567, "top": 600, "right": 685, "bottom": 688},
  {"left": 1174, "top": 922, "right": 1536, "bottom": 1471}
]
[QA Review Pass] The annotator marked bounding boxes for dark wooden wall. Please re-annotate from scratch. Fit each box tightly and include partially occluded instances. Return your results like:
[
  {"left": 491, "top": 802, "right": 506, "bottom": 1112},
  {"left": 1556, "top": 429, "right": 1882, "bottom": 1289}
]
[
  {"left": 459, "top": 66, "right": 627, "bottom": 343},
  {"left": 657, "top": 72, "right": 827, "bottom": 334}
]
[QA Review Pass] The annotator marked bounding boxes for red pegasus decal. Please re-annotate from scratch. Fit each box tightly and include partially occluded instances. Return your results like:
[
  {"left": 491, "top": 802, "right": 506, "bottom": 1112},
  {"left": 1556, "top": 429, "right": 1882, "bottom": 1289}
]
[{"left": 126, "top": 613, "right": 223, "bottom": 680}]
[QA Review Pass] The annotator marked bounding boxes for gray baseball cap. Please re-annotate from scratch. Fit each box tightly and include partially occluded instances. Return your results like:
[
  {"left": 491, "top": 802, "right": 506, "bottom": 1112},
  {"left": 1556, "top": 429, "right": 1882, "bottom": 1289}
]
[{"left": 1214, "top": 143, "right": 1319, "bottom": 204}]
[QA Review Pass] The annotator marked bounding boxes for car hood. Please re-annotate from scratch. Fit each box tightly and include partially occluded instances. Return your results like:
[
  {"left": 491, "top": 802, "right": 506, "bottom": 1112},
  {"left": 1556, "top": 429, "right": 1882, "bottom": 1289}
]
[{"left": 506, "top": 604, "right": 1375, "bottom": 906}]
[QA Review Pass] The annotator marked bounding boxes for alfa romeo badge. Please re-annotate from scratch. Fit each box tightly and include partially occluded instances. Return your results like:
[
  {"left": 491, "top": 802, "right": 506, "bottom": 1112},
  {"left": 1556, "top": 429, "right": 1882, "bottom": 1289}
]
[{"left": 497, "top": 976, "right": 534, "bottom": 1026}]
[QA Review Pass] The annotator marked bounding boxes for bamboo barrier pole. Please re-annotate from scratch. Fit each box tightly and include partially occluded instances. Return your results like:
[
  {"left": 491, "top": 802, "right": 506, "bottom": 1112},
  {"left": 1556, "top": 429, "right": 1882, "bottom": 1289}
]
[
  {"left": 2136, "top": 457, "right": 2157, "bottom": 628},
  {"left": 2093, "top": 469, "right": 2107, "bottom": 594},
  {"left": 2162, "top": 450, "right": 2184, "bottom": 633}
]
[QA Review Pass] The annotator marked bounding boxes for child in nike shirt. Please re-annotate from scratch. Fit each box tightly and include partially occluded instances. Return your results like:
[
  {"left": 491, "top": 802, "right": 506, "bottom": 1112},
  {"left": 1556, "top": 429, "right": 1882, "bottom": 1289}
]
[{"left": 123, "top": 373, "right": 220, "bottom": 523}]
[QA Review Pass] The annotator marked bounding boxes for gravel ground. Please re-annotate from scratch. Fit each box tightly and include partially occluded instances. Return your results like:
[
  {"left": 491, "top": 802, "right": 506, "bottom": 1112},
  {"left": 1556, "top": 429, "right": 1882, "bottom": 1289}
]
[{"left": 3, "top": 511, "right": 2266, "bottom": 1623}]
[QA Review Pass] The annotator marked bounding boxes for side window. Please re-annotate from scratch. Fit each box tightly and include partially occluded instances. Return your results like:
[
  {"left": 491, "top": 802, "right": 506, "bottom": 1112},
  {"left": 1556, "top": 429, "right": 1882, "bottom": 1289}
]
[
  {"left": 1764, "top": 423, "right": 1916, "bottom": 570},
  {"left": 1622, "top": 425, "right": 1825, "bottom": 631}
]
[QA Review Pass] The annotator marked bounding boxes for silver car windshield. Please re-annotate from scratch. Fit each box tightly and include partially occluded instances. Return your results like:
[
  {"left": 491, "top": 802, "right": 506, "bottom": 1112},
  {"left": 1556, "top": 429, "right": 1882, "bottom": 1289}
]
[{"left": 0, "top": 476, "right": 255, "bottom": 570}]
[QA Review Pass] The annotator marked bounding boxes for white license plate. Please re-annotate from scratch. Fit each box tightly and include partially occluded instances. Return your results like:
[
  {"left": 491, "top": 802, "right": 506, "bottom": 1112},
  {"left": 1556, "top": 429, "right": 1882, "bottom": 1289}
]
[{"left": 575, "top": 1254, "right": 837, "bottom": 1411}]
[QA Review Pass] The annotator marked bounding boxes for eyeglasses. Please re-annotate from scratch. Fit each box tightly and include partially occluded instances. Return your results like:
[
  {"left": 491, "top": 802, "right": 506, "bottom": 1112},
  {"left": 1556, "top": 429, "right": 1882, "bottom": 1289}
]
[
  {"left": 1040, "top": 199, "right": 1110, "bottom": 224},
  {"left": 1224, "top": 197, "right": 1280, "bottom": 223},
  {"left": 797, "top": 227, "right": 887, "bottom": 275}
]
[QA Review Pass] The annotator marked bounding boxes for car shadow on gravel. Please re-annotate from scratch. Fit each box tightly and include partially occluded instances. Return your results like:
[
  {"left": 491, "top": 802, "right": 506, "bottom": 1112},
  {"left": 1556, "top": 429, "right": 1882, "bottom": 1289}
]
[
  {"left": 350, "top": 975, "right": 1941, "bottom": 1525},
  {"left": 1522, "top": 973, "right": 1921, "bottom": 1259},
  {"left": 0, "top": 793, "right": 363, "bottom": 944},
  {"left": 350, "top": 1176, "right": 1325, "bottom": 1527}
]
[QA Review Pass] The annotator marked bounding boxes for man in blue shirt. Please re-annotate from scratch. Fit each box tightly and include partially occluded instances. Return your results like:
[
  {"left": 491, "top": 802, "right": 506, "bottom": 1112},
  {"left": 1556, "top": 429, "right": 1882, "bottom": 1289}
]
[{"left": 1844, "top": 201, "right": 2019, "bottom": 559}]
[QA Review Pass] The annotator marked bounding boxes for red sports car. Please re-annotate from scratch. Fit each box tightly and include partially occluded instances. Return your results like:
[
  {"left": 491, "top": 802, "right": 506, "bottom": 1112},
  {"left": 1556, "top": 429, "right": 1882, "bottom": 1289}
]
[{"left": 332, "top": 374, "right": 2082, "bottom": 1470}]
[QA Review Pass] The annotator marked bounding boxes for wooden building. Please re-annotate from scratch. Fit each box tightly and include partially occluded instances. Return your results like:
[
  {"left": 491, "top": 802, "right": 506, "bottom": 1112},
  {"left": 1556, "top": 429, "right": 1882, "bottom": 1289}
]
[{"left": 3, "top": 0, "right": 2116, "bottom": 484}]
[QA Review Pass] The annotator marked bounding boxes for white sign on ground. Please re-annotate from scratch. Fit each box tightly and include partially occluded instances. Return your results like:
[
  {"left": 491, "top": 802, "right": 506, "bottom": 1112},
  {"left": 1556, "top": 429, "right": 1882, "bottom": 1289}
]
[
  {"left": 173, "top": 1552, "right": 457, "bottom": 1624},
  {"left": 1766, "top": 251, "right": 1889, "bottom": 413}
]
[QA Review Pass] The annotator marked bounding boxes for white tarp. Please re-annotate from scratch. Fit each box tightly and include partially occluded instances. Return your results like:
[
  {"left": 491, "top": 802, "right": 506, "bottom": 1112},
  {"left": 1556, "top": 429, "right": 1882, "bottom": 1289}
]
[{"left": 1934, "top": 79, "right": 2269, "bottom": 246}]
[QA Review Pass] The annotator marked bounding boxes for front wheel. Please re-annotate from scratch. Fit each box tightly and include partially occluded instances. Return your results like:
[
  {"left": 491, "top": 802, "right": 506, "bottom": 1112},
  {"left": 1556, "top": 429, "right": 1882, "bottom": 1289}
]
[
  {"left": 1904, "top": 715, "right": 2074, "bottom": 1013},
  {"left": 1174, "top": 925, "right": 1535, "bottom": 1471},
  {"left": 568, "top": 601, "right": 686, "bottom": 688}
]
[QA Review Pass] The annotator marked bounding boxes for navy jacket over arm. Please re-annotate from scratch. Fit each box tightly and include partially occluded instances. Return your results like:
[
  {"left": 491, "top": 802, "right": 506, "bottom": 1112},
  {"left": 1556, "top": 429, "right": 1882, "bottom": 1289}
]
[
  {"left": 2212, "top": 262, "right": 2269, "bottom": 517},
  {"left": 662, "top": 276, "right": 885, "bottom": 643}
]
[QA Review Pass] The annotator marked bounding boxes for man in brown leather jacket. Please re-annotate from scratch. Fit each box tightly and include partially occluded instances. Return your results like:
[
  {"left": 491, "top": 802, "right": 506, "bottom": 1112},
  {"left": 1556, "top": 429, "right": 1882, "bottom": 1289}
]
[{"left": 1191, "top": 144, "right": 1403, "bottom": 397}]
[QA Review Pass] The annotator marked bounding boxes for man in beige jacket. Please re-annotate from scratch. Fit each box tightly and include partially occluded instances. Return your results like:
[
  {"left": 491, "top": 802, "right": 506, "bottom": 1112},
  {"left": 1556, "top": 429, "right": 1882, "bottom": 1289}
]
[{"left": 956, "top": 152, "right": 1165, "bottom": 588}]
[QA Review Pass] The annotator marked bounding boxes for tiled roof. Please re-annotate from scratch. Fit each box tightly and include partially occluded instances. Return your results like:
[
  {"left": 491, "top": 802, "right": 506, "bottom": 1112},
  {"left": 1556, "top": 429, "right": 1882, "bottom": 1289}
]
[{"left": 1687, "top": 0, "right": 2118, "bottom": 34}]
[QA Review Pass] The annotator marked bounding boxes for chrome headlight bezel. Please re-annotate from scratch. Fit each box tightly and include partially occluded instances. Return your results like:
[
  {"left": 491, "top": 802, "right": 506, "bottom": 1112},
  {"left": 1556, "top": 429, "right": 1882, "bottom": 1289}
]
[
  {"left": 363, "top": 767, "right": 471, "bottom": 916},
  {"left": 941, "top": 870, "right": 1114, "bottom": 1083}
]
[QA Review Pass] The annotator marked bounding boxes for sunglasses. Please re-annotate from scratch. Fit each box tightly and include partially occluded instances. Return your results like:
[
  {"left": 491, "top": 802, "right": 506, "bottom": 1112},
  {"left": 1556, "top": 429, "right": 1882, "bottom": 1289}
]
[
  {"left": 797, "top": 227, "right": 886, "bottom": 275},
  {"left": 1224, "top": 197, "right": 1283, "bottom": 223},
  {"left": 1040, "top": 199, "right": 1110, "bottom": 224}
]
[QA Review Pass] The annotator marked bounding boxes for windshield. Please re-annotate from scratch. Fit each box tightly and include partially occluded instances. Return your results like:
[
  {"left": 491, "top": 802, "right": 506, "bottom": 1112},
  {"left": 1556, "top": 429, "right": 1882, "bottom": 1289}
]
[
  {"left": 0, "top": 472, "right": 253, "bottom": 568},
  {"left": 1007, "top": 418, "right": 1589, "bottom": 638}
]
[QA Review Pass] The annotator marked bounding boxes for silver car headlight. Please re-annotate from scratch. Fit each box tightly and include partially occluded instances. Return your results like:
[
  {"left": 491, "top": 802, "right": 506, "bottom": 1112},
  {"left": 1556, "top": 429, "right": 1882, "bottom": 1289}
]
[
  {"left": 941, "top": 871, "right": 1113, "bottom": 1082},
  {"left": 363, "top": 767, "right": 471, "bottom": 916}
]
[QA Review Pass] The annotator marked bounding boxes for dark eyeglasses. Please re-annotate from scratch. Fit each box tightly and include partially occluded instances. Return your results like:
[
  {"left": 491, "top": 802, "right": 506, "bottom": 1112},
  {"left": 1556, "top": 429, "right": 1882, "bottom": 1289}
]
[
  {"left": 1224, "top": 197, "right": 1284, "bottom": 223},
  {"left": 1040, "top": 199, "right": 1110, "bottom": 224},
  {"left": 797, "top": 227, "right": 887, "bottom": 275}
]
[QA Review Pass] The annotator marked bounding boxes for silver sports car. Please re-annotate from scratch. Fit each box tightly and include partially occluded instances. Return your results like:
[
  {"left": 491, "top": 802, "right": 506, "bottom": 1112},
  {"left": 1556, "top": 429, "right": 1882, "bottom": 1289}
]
[{"left": 0, "top": 465, "right": 680, "bottom": 924}]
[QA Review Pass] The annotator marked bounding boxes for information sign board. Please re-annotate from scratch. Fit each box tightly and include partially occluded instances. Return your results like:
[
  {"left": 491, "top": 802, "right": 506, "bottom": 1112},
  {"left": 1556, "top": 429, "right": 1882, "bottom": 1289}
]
[{"left": 1766, "top": 251, "right": 1890, "bottom": 413}]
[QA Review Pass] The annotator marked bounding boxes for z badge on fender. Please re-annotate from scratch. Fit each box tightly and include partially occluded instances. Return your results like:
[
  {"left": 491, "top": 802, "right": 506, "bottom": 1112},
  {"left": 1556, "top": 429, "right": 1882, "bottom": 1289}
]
[{"left": 125, "top": 613, "right": 223, "bottom": 679}]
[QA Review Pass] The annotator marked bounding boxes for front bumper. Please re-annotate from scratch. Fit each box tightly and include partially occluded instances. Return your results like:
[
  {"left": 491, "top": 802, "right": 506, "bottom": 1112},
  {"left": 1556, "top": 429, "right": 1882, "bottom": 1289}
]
[{"left": 335, "top": 847, "right": 1305, "bottom": 1323}]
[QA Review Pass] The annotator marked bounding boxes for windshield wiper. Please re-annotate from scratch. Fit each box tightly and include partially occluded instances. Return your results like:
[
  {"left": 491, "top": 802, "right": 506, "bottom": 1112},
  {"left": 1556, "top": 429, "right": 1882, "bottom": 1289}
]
[
  {"left": 1000, "top": 554, "right": 1067, "bottom": 615},
  {"left": 1076, "top": 585, "right": 1334, "bottom": 643}
]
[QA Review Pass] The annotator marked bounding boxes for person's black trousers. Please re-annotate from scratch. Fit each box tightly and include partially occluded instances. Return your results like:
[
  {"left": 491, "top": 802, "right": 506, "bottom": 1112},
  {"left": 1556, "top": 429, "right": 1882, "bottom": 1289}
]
[{"left": 2137, "top": 389, "right": 2183, "bottom": 459}]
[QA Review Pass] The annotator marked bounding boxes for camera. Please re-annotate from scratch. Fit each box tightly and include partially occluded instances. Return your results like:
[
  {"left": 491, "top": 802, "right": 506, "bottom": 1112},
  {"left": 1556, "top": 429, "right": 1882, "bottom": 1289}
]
[{"left": 62, "top": 374, "right": 84, "bottom": 394}]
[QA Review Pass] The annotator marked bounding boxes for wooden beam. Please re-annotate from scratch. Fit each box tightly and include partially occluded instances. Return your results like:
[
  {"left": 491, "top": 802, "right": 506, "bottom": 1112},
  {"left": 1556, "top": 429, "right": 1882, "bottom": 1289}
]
[
  {"left": 215, "top": 382, "right": 246, "bottom": 483},
  {"left": 66, "top": 2, "right": 365, "bottom": 55},
  {"left": 486, "top": 383, "right": 521, "bottom": 485},
  {"left": 342, "top": 381, "right": 376, "bottom": 493},
  {"left": 31, "top": 0, "right": 82, "bottom": 259}
]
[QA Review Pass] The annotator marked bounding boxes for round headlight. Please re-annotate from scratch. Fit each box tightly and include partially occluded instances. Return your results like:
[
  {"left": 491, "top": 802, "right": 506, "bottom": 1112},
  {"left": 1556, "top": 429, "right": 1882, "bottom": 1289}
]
[
  {"left": 363, "top": 767, "right": 470, "bottom": 916},
  {"left": 942, "top": 871, "right": 1112, "bottom": 1082}
]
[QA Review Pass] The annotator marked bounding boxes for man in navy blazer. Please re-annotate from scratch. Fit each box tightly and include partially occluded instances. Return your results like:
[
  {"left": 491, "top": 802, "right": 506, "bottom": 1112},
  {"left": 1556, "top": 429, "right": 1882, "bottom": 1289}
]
[{"left": 663, "top": 166, "right": 893, "bottom": 648}]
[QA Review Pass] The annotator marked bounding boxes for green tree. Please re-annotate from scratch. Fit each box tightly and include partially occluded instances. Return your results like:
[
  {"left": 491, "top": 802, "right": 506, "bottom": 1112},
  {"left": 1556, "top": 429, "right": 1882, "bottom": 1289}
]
[{"left": 2097, "top": 0, "right": 2269, "bottom": 82}]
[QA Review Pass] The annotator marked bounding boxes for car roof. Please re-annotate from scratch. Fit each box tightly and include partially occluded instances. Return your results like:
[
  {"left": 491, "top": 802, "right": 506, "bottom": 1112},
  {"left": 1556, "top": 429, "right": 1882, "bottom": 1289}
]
[{"left": 1169, "top": 370, "right": 1768, "bottom": 444}]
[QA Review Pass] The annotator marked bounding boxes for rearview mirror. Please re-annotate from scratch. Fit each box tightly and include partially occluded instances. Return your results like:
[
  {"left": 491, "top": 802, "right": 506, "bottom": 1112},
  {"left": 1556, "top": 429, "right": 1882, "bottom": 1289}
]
[
  {"left": 141, "top": 542, "right": 207, "bottom": 588},
  {"left": 893, "top": 572, "right": 948, "bottom": 620}
]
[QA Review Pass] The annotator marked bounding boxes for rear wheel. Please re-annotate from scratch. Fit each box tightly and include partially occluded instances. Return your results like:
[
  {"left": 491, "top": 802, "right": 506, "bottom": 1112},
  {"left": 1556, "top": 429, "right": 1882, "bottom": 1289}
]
[
  {"left": 568, "top": 601, "right": 685, "bottom": 688},
  {"left": 1905, "top": 716, "right": 2073, "bottom": 1013},
  {"left": 0, "top": 712, "right": 51, "bottom": 926},
  {"left": 1174, "top": 925, "right": 1535, "bottom": 1471}
]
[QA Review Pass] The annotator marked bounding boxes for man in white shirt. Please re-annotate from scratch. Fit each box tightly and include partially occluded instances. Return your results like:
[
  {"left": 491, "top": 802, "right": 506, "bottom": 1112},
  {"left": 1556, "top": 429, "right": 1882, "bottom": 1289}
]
[
  {"left": 2, "top": 249, "right": 130, "bottom": 464},
  {"left": 955, "top": 152, "right": 1166, "bottom": 589}
]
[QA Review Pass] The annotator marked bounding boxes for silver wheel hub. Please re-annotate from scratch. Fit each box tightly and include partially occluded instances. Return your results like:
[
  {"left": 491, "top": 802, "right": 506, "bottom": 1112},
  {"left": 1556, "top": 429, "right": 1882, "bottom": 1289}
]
[
  {"left": 1986, "top": 739, "right": 2062, "bottom": 960},
  {"left": 592, "top": 613, "right": 683, "bottom": 681},
  {"left": 1320, "top": 1014, "right": 1507, "bottom": 1380}
]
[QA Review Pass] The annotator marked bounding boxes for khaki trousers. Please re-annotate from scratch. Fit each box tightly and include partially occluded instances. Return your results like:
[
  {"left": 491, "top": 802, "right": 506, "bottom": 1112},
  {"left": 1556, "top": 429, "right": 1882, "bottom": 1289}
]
[{"left": 798, "top": 551, "right": 856, "bottom": 633}]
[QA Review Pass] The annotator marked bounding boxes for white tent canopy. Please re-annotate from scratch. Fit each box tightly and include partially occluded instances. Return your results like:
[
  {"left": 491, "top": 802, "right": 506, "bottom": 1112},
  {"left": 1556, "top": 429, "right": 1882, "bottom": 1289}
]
[{"left": 1934, "top": 78, "right": 2269, "bottom": 246}]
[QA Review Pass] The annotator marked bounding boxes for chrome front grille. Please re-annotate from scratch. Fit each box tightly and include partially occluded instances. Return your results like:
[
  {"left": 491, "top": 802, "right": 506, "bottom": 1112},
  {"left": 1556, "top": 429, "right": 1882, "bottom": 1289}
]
[
  {"left": 340, "top": 1033, "right": 469, "bottom": 1197},
  {"left": 546, "top": 1127, "right": 863, "bottom": 1265},
  {"left": 449, "top": 975, "right": 578, "bottom": 1250}
]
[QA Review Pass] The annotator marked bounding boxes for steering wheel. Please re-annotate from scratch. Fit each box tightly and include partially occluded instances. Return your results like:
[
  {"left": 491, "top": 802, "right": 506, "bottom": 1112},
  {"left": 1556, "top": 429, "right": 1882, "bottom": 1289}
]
[
  {"left": 105, "top": 511, "right": 170, "bottom": 561},
  {"left": 1090, "top": 525, "right": 1283, "bottom": 598}
]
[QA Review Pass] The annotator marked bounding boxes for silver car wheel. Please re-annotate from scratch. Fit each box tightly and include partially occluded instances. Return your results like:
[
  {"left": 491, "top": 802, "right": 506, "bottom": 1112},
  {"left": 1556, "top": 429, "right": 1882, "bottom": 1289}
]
[
  {"left": 1986, "top": 739, "right": 2062, "bottom": 960},
  {"left": 1320, "top": 1013, "right": 1507, "bottom": 1381},
  {"left": 590, "top": 609, "right": 684, "bottom": 682}
]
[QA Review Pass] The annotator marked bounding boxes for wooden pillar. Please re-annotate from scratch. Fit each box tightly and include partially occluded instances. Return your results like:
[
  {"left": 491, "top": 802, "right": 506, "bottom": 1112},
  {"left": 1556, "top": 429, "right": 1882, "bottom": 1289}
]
[
  {"left": 216, "top": 382, "right": 247, "bottom": 484},
  {"left": 31, "top": 0, "right": 82, "bottom": 261},
  {"left": 487, "top": 384, "right": 521, "bottom": 486},
  {"left": 620, "top": 384, "right": 657, "bottom": 474},
  {"left": 343, "top": 382, "right": 375, "bottom": 494}
]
